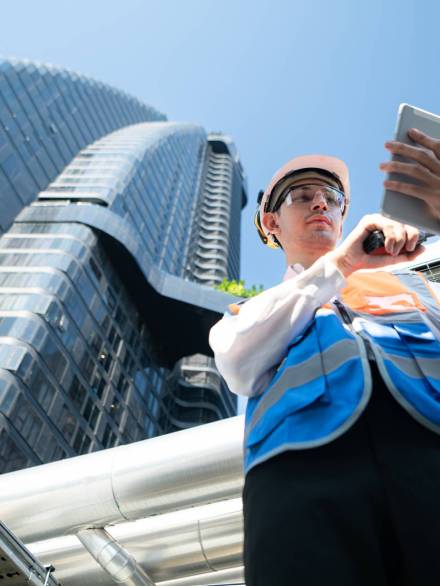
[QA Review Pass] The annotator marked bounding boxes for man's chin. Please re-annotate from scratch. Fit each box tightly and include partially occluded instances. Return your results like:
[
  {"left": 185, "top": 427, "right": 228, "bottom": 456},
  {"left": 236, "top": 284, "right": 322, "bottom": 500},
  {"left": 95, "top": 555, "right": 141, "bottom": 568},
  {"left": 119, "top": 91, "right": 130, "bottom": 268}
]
[{"left": 303, "top": 231, "right": 337, "bottom": 249}]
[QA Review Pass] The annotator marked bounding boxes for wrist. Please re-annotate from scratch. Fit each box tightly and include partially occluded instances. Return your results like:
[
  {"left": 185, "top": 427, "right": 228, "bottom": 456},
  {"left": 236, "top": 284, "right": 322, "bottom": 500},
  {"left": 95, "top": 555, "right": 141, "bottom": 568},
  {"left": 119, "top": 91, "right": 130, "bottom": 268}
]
[{"left": 326, "top": 251, "right": 355, "bottom": 278}]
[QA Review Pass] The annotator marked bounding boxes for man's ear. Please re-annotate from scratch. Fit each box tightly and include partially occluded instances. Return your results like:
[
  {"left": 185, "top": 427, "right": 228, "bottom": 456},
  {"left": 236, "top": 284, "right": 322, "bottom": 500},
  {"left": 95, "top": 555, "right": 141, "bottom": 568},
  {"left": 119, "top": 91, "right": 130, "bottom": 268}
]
[{"left": 262, "top": 212, "right": 281, "bottom": 236}]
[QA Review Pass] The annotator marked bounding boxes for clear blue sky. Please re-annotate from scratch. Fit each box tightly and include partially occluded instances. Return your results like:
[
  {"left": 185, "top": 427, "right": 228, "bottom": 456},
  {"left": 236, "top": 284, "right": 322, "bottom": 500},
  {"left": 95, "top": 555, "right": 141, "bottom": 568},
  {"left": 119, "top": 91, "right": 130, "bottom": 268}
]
[{"left": 2, "top": 0, "right": 439, "bottom": 289}]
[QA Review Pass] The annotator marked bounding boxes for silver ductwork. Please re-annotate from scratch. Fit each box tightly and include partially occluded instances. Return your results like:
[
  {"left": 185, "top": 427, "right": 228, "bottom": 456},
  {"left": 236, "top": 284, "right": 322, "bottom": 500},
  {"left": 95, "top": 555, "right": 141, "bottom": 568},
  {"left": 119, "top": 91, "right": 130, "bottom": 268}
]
[
  {"left": 77, "top": 528, "right": 155, "bottom": 586},
  {"left": 28, "top": 499, "right": 244, "bottom": 585},
  {"left": 157, "top": 566, "right": 244, "bottom": 586},
  {"left": 0, "top": 415, "right": 244, "bottom": 543}
]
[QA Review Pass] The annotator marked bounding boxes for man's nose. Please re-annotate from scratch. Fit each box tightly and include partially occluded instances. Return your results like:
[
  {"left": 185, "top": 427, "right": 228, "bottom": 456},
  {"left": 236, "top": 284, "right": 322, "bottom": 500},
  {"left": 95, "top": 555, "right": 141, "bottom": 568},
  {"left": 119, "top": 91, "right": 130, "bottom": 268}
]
[{"left": 311, "top": 191, "right": 328, "bottom": 210}]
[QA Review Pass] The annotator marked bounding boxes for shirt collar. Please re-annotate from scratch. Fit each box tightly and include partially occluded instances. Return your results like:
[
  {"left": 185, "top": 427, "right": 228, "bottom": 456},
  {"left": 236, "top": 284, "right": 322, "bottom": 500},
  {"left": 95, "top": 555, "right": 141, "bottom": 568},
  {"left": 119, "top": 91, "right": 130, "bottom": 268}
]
[{"left": 283, "top": 263, "right": 305, "bottom": 281}]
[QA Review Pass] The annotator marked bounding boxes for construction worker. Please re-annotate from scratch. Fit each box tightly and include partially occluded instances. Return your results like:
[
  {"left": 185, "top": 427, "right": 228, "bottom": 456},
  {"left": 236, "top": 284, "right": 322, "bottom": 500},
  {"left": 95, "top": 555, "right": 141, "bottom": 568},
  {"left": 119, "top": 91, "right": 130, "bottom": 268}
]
[{"left": 209, "top": 128, "right": 440, "bottom": 586}]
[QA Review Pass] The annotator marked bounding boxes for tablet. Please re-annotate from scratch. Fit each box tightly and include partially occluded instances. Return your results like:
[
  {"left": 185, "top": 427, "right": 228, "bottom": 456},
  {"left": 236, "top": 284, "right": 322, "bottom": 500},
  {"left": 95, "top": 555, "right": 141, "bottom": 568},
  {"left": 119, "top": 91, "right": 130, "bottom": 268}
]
[{"left": 381, "top": 103, "right": 440, "bottom": 234}]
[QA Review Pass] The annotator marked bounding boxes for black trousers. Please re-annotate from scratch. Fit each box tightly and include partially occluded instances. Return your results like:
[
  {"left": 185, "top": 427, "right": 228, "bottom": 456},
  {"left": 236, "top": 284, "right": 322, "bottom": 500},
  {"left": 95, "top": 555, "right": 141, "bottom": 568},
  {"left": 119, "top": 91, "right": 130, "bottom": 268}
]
[{"left": 243, "top": 365, "right": 440, "bottom": 586}]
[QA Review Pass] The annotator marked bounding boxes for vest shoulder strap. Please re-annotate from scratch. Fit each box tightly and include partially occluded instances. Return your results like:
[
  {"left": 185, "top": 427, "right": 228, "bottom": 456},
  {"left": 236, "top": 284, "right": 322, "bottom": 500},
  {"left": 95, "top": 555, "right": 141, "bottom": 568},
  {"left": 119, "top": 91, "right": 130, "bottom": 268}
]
[{"left": 341, "top": 270, "right": 428, "bottom": 315}]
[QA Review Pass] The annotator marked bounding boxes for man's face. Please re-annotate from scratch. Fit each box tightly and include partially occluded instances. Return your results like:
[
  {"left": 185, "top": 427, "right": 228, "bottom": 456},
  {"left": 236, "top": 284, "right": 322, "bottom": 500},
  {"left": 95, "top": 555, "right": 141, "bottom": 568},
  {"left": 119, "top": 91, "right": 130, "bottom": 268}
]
[{"left": 263, "top": 172, "right": 344, "bottom": 253}]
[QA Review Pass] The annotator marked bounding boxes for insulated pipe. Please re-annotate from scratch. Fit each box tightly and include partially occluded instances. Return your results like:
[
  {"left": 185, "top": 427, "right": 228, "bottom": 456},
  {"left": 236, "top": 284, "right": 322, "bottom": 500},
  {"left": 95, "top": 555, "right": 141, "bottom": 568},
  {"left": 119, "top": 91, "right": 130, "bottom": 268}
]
[
  {"left": 0, "top": 415, "right": 244, "bottom": 542},
  {"left": 28, "top": 499, "right": 244, "bottom": 586},
  {"left": 77, "top": 528, "right": 155, "bottom": 586},
  {"left": 156, "top": 566, "right": 244, "bottom": 586}
]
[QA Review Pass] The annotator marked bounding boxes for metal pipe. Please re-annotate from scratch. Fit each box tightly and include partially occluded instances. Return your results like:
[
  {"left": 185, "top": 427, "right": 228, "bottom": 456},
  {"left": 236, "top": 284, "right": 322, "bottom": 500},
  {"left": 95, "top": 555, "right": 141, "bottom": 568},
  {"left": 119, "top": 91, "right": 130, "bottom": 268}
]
[
  {"left": 77, "top": 528, "right": 155, "bottom": 586},
  {"left": 0, "top": 415, "right": 244, "bottom": 542},
  {"left": 156, "top": 566, "right": 244, "bottom": 586},
  {"left": 28, "top": 499, "right": 244, "bottom": 586}
]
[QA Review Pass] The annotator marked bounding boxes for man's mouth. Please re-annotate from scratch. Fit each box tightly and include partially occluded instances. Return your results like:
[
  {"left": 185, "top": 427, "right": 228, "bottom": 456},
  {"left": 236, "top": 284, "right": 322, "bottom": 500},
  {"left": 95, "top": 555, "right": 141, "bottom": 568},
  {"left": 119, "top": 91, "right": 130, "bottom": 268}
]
[{"left": 306, "top": 215, "right": 332, "bottom": 226}]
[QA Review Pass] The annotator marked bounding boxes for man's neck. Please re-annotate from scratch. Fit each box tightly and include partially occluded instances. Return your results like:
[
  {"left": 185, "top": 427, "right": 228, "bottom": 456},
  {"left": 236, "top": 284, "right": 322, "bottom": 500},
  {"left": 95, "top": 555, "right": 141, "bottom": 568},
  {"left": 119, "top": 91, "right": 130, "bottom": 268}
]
[{"left": 285, "top": 249, "right": 328, "bottom": 269}]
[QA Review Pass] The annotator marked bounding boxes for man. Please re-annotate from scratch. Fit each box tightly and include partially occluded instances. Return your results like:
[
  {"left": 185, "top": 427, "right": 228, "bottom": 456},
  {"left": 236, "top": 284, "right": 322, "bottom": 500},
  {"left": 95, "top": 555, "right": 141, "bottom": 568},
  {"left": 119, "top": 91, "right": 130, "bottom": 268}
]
[{"left": 209, "top": 129, "right": 440, "bottom": 586}]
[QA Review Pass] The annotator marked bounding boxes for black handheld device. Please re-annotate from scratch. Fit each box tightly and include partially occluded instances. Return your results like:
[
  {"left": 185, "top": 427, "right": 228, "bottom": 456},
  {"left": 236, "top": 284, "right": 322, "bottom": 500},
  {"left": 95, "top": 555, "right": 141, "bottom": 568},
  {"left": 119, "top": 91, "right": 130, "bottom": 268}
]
[{"left": 363, "top": 230, "right": 430, "bottom": 255}]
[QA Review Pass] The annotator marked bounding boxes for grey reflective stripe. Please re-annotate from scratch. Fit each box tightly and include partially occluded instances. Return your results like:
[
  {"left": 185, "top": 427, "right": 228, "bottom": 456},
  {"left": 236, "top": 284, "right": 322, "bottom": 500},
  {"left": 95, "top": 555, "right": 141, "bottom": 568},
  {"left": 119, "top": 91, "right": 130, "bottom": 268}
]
[
  {"left": 385, "top": 352, "right": 440, "bottom": 380},
  {"left": 245, "top": 338, "right": 359, "bottom": 442},
  {"left": 370, "top": 344, "right": 440, "bottom": 436},
  {"left": 384, "top": 272, "right": 440, "bottom": 380},
  {"left": 396, "top": 270, "right": 437, "bottom": 307},
  {"left": 395, "top": 271, "right": 440, "bottom": 330},
  {"left": 355, "top": 311, "right": 421, "bottom": 325},
  {"left": 245, "top": 334, "right": 373, "bottom": 474}
]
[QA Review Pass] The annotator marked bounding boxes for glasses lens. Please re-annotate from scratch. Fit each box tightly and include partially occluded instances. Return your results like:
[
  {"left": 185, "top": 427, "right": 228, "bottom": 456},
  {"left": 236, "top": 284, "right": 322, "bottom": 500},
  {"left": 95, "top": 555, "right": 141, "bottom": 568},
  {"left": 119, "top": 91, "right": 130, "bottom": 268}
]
[
  {"left": 286, "top": 184, "right": 344, "bottom": 210},
  {"left": 326, "top": 187, "right": 345, "bottom": 212},
  {"left": 324, "top": 189, "right": 340, "bottom": 206}
]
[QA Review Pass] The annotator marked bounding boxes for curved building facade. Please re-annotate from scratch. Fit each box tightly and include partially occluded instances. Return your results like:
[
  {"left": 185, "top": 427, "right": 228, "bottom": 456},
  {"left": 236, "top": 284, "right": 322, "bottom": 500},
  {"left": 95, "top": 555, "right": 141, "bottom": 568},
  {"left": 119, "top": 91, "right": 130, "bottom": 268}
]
[
  {"left": 36, "top": 121, "right": 208, "bottom": 276},
  {"left": 0, "top": 58, "right": 165, "bottom": 235},
  {"left": 0, "top": 59, "right": 247, "bottom": 473}
]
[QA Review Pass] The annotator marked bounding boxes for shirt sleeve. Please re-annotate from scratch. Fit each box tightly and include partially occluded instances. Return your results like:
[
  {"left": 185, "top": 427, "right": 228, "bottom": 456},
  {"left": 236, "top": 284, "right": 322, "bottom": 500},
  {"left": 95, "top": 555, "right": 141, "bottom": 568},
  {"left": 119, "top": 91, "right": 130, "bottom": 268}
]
[{"left": 209, "top": 254, "right": 346, "bottom": 397}]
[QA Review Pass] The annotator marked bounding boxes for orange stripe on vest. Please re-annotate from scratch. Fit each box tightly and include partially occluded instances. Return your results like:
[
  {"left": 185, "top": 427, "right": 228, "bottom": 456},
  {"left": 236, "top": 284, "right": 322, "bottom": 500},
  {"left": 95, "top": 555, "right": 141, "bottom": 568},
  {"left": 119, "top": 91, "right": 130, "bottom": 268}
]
[{"left": 340, "top": 271, "right": 426, "bottom": 315}]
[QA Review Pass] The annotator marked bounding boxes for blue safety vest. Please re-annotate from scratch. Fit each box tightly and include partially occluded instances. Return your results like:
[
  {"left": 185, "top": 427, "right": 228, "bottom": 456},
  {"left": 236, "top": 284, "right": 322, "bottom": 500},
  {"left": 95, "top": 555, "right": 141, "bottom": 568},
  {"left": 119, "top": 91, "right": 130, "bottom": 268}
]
[{"left": 244, "top": 269, "right": 440, "bottom": 475}]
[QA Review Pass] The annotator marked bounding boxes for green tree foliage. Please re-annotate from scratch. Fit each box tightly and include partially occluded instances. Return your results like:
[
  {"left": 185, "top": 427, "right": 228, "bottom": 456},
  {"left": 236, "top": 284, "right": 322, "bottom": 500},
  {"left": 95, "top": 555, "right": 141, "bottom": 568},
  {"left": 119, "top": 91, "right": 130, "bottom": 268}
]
[{"left": 214, "top": 278, "right": 264, "bottom": 298}]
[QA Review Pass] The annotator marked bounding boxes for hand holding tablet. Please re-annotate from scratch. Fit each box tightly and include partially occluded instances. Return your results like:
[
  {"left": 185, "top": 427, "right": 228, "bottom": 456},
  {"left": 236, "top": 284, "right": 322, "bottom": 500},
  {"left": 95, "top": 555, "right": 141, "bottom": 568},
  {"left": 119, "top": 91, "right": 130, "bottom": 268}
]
[{"left": 380, "top": 104, "right": 440, "bottom": 234}]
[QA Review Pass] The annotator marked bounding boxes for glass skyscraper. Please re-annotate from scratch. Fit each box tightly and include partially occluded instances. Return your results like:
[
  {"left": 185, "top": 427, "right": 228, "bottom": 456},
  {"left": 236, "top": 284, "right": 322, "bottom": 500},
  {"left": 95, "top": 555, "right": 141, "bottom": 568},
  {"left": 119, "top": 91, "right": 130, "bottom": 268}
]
[
  {"left": 0, "top": 58, "right": 165, "bottom": 236},
  {"left": 0, "top": 59, "right": 247, "bottom": 473}
]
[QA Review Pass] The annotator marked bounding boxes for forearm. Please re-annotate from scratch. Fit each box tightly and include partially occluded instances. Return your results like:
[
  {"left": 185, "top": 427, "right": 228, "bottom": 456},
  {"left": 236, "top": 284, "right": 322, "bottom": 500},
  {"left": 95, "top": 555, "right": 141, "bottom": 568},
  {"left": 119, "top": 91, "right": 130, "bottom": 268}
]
[{"left": 209, "top": 254, "right": 346, "bottom": 397}]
